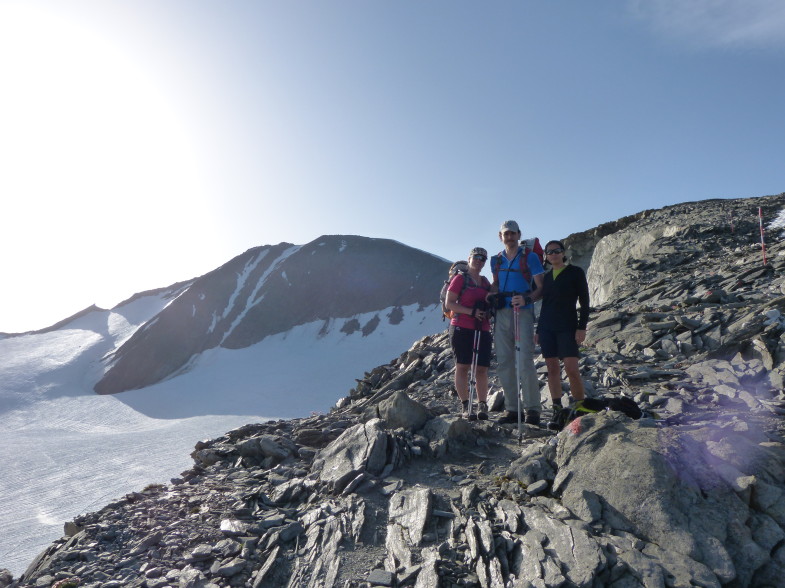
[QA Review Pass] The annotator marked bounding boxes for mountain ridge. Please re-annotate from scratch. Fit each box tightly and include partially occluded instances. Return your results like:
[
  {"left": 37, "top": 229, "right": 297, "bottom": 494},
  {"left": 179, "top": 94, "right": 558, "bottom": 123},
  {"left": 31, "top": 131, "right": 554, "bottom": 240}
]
[{"left": 94, "top": 235, "right": 448, "bottom": 395}]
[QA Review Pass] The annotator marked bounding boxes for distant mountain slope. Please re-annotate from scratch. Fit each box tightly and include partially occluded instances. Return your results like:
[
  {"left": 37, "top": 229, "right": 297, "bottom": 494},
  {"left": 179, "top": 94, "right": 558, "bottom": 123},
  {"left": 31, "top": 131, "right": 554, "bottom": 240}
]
[{"left": 95, "top": 235, "right": 448, "bottom": 395}]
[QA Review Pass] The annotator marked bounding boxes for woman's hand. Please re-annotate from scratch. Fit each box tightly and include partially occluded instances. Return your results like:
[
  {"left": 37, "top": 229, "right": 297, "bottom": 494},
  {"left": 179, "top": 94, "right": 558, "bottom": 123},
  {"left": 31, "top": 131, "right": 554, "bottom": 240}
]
[{"left": 576, "top": 330, "right": 586, "bottom": 344}]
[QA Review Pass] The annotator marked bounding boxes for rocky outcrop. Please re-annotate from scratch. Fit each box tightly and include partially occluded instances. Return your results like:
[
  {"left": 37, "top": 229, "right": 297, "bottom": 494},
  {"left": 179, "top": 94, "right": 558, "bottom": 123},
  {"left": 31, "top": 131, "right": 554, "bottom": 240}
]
[
  {"left": 586, "top": 193, "right": 785, "bottom": 306},
  {"left": 6, "top": 193, "right": 785, "bottom": 587},
  {"left": 563, "top": 207, "right": 662, "bottom": 272}
]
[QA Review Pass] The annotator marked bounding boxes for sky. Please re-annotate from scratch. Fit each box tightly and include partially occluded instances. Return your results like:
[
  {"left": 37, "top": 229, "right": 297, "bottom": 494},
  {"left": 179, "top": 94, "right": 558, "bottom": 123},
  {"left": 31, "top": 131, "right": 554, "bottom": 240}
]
[{"left": 1, "top": 0, "right": 784, "bottom": 333}]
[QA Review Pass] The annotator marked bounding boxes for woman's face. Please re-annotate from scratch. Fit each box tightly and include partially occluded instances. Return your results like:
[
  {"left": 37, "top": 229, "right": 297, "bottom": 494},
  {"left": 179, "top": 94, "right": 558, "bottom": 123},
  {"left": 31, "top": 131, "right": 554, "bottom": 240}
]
[
  {"left": 545, "top": 242, "right": 565, "bottom": 266},
  {"left": 469, "top": 252, "right": 487, "bottom": 270}
]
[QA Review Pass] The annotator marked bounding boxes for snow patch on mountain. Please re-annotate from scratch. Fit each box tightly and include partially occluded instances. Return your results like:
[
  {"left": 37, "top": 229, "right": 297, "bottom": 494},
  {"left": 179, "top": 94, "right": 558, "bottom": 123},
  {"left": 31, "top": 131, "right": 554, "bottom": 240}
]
[
  {"left": 117, "top": 302, "right": 443, "bottom": 419},
  {"left": 220, "top": 245, "right": 301, "bottom": 345},
  {"left": 0, "top": 290, "right": 175, "bottom": 412},
  {"left": 220, "top": 249, "right": 269, "bottom": 321}
]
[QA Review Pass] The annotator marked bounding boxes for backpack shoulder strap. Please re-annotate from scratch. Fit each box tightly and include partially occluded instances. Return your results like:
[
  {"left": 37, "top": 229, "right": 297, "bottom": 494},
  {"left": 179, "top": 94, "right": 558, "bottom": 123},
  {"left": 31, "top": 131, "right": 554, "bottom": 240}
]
[
  {"left": 452, "top": 271, "right": 468, "bottom": 301},
  {"left": 518, "top": 248, "right": 532, "bottom": 284}
]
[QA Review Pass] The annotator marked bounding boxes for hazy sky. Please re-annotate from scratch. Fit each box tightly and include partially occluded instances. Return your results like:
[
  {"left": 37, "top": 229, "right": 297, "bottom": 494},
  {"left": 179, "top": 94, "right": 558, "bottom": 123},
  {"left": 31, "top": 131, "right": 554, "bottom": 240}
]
[{"left": 1, "top": 0, "right": 783, "bottom": 333}]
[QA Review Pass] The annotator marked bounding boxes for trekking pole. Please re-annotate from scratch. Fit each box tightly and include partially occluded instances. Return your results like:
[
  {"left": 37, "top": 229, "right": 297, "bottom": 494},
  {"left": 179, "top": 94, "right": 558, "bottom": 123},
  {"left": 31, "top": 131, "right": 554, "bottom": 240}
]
[
  {"left": 759, "top": 207, "right": 766, "bottom": 261},
  {"left": 513, "top": 298, "right": 523, "bottom": 443},
  {"left": 467, "top": 326, "right": 481, "bottom": 421}
]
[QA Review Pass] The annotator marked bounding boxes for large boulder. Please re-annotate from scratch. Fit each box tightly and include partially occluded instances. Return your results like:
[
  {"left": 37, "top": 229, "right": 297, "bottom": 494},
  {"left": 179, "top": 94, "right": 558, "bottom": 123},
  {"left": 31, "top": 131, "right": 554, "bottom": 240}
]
[
  {"left": 553, "top": 412, "right": 785, "bottom": 586},
  {"left": 311, "top": 418, "right": 389, "bottom": 491},
  {"left": 376, "top": 390, "right": 429, "bottom": 431}
]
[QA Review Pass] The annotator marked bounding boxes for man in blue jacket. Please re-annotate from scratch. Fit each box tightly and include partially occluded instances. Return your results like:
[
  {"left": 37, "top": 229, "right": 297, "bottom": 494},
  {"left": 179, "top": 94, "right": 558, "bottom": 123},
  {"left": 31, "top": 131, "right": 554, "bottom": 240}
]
[{"left": 490, "top": 220, "right": 545, "bottom": 425}]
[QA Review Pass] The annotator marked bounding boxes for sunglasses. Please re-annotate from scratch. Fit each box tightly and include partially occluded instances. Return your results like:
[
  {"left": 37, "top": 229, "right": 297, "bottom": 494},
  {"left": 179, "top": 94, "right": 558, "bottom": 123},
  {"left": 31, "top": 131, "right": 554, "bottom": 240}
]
[
  {"left": 545, "top": 248, "right": 564, "bottom": 255},
  {"left": 472, "top": 255, "right": 487, "bottom": 261}
]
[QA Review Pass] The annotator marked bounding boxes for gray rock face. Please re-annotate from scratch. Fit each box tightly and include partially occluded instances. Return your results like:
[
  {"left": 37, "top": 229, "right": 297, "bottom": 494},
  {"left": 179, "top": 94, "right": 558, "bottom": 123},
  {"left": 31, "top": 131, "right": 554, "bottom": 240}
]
[
  {"left": 12, "top": 193, "right": 785, "bottom": 588},
  {"left": 385, "top": 487, "right": 433, "bottom": 571},
  {"left": 555, "top": 411, "right": 785, "bottom": 585}
]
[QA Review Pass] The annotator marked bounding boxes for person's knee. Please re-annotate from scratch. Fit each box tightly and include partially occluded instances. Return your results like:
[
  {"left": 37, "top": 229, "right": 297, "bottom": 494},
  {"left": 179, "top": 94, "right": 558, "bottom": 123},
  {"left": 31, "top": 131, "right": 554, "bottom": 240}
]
[{"left": 563, "top": 359, "right": 580, "bottom": 377}]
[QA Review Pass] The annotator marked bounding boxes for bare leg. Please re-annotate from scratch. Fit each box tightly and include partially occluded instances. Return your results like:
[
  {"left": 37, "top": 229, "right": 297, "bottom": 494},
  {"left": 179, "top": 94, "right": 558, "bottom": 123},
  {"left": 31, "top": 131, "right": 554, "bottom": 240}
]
[
  {"left": 545, "top": 357, "right": 562, "bottom": 401},
  {"left": 476, "top": 366, "right": 489, "bottom": 402},
  {"left": 563, "top": 356, "right": 585, "bottom": 401}
]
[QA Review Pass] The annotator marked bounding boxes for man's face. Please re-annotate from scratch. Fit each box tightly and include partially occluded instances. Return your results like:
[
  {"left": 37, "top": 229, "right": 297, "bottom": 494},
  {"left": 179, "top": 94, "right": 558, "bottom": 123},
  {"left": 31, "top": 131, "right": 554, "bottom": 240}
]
[{"left": 500, "top": 230, "right": 520, "bottom": 245}]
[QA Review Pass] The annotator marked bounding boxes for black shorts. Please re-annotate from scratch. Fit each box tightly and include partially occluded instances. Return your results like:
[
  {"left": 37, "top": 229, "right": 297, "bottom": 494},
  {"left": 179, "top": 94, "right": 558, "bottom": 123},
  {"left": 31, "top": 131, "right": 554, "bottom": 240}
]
[
  {"left": 449, "top": 326, "right": 492, "bottom": 366},
  {"left": 539, "top": 329, "right": 580, "bottom": 359}
]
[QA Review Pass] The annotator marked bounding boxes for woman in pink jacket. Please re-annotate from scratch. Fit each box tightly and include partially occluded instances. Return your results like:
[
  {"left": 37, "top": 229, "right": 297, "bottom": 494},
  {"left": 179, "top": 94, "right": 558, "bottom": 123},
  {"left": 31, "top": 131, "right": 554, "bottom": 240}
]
[{"left": 444, "top": 247, "right": 492, "bottom": 420}]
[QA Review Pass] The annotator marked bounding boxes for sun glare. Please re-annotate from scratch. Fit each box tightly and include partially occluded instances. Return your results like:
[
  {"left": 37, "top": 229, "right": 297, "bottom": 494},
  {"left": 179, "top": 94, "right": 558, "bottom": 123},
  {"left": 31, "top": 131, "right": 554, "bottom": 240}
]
[
  {"left": 1, "top": 5, "right": 204, "bottom": 206},
  {"left": 0, "top": 4, "right": 214, "bottom": 331}
]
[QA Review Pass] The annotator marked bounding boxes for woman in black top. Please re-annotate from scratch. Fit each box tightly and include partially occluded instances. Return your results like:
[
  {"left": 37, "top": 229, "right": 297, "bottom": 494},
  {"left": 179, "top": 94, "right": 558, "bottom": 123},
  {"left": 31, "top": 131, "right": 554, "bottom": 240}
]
[{"left": 535, "top": 240, "right": 590, "bottom": 429}]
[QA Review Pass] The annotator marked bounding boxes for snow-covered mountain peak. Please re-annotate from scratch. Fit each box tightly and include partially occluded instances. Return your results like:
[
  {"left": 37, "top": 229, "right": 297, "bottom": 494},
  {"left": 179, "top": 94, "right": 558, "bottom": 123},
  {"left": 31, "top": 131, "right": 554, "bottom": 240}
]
[{"left": 94, "top": 235, "right": 447, "bottom": 396}]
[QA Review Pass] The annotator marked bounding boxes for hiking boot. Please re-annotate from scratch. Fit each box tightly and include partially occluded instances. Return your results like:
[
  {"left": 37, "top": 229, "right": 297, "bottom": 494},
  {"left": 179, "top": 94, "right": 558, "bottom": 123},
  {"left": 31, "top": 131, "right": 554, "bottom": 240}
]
[
  {"left": 524, "top": 410, "right": 541, "bottom": 426},
  {"left": 547, "top": 406, "right": 564, "bottom": 431},
  {"left": 497, "top": 410, "right": 522, "bottom": 425},
  {"left": 461, "top": 400, "right": 477, "bottom": 421},
  {"left": 477, "top": 402, "right": 489, "bottom": 420}
]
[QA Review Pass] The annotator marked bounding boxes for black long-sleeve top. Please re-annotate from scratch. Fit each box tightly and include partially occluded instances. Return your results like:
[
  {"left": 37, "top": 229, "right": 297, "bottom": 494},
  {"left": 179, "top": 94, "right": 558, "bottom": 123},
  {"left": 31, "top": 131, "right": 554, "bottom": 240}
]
[{"left": 536, "top": 264, "right": 590, "bottom": 333}]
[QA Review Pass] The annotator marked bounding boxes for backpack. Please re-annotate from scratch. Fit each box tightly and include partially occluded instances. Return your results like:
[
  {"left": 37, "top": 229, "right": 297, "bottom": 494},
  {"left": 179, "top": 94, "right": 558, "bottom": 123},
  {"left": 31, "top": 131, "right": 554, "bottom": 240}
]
[
  {"left": 522, "top": 237, "right": 544, "bottom": 266},
  {"left": 490, "top": 237, "right": 544, "bottom": 291},
  {"left": 552, "top": 395, "right": 644, "bottom": 431},
  {"left": 439, "top": 261, "right": 489, "bottom": 321}
]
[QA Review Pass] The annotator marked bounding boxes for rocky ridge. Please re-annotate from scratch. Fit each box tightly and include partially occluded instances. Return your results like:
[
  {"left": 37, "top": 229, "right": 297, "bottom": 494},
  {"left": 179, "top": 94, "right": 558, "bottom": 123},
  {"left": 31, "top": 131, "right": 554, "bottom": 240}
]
[{"left": 4, "top": 194, "right": 785, "bottom": 587}]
